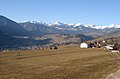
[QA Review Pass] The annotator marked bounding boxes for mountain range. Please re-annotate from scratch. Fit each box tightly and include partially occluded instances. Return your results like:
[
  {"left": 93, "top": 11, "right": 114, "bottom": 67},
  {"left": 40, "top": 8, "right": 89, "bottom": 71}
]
[
  {"left": 20, "top": 21, "right": 120, "bottom": 37},
  {"left": 0, "top": 15, "right": 120, "bottom": 37}
]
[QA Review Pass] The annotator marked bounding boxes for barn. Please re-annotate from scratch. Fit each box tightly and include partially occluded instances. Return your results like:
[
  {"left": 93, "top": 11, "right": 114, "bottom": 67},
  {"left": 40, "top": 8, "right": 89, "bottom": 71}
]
[{"left": 80, "top": 42, "right": 88, "bottom": 48}]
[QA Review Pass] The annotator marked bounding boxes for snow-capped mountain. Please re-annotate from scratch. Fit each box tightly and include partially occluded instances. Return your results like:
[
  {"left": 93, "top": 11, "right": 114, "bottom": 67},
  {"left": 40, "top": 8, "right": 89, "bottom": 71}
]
[
  {"left": 48, "top": 21, "right": 120, "bottom": 29},
  {"left": 1, "top": 14, "right": 119, "bottom": 37},
  {"left": 48, "top": 22, "right": 120, "bottom": 33},
  {"left": 20, "top": 20, "right": 120, "bottom": 30},
  {"left": 19, "top": 21, "right": 120, "bottom": 37}
]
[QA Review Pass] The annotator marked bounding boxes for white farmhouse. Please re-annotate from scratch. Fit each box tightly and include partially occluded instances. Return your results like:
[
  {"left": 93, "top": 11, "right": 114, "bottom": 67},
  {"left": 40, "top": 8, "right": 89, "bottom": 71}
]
[
  {"left": 104, "top": 45, "right": 113, "bottom": 50},
  {"left": 80, "top": 42, "right": 88, "bottom": 48}
]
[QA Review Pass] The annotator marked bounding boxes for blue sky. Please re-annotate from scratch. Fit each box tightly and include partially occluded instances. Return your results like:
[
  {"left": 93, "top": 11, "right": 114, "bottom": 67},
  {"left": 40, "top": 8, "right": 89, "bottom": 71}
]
[{"left": 0, "top": 0, "right": 120, "bottom": 25}]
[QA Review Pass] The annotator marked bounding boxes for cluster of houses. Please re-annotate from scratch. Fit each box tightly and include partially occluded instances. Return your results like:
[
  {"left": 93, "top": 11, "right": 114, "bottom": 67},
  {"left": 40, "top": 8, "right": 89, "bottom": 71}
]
[
  {"left": 80, "top": 40, "right": 105, "bottom": 48},
  {"left": 80, "top": 39, "right": 120, "bottom": 52}
]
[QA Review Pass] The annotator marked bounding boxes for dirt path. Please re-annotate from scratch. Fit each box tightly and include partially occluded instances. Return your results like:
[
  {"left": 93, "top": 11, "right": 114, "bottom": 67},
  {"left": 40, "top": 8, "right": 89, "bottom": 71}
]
[
  {"left": 105, "top": 69, "right": 120, "bottom": 79},
  {"left": 105, "top": 51, "right": 120, "bottom": 79}
]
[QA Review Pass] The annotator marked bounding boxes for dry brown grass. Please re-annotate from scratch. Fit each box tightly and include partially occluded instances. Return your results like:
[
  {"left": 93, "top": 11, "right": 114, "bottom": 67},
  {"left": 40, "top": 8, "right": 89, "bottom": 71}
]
[{"left": 0, "top": 44, "right": 120, "bottom": 79}]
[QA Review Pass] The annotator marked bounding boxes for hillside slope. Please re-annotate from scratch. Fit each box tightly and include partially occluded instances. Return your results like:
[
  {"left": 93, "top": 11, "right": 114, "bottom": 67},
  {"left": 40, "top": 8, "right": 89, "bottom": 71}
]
[{"left": 0, "top": 15, "right": 29, "bottom": 36}]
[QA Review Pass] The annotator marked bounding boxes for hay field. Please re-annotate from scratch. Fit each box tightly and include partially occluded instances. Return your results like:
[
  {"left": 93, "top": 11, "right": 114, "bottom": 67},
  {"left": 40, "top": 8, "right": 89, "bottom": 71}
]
[{"left": 0, "top": 44, "right": 120, "bottom": 79}]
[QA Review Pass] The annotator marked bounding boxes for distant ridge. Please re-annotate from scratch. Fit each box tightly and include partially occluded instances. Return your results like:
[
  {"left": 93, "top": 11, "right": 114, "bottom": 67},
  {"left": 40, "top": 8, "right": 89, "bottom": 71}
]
[{"left": 20, "top": 21, "right": 120, "bottom": 37}]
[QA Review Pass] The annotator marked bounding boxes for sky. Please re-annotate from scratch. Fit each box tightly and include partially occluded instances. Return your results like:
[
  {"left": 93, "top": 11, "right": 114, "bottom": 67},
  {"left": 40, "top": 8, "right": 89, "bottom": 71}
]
[{"left": 0, "top": 0, "right": 120, "bottom": 25}]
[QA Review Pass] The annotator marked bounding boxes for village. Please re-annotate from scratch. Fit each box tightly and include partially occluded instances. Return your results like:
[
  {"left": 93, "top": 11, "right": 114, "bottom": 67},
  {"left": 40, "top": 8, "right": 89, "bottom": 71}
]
[{"left": 80, "top": 38, "right": 120, "bottom": 52}]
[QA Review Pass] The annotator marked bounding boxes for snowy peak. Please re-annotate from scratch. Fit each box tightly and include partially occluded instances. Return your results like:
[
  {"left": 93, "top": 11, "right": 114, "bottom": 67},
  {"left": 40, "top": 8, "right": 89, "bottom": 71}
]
[
  {"left": 48, "top": 21, "right": 65, "bottom": 26},
  {"left": 89, "top": 24, "right": 120, "bottom": 29},
  {"left": 21, "top": 21, "right": 48, "bottom": 25},
  {"left": 68, "top": 23, "right": 82, "bottom": 27},
  {"left": 54, "top": 21, "right": 64, "bottom": 25},
  {"left": 109, "top": 24, "right": 120, "bottom": 28}
]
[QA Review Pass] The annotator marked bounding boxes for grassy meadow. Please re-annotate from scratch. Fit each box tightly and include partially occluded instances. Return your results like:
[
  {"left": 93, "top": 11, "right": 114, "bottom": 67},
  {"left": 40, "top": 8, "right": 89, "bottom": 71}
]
[{"left": 0, "top": 44, "right": 120, "bottom": 79}]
